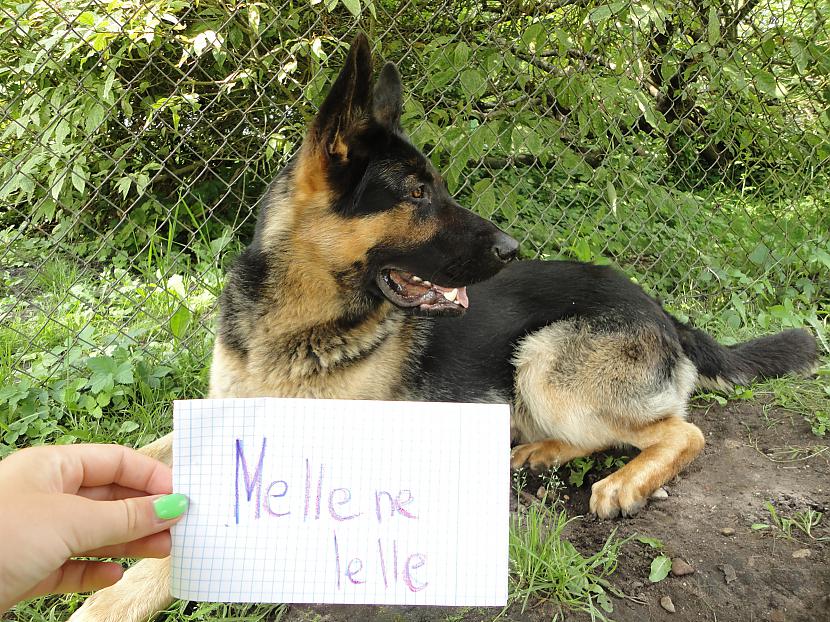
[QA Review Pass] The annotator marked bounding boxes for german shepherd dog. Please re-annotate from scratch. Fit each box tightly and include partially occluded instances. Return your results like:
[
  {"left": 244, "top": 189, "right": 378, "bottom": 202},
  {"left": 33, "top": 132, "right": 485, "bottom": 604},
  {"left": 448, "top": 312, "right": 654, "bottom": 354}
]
[{"left": 72, "top": 34, "right": 817, "bottom": 621}]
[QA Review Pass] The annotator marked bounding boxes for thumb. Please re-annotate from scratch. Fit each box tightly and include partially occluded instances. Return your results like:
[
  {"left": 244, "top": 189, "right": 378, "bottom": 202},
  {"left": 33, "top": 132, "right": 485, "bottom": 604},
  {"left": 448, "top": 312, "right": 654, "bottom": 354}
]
[{"left": 69, "top": 493, "right": 189, "bottom": 555}]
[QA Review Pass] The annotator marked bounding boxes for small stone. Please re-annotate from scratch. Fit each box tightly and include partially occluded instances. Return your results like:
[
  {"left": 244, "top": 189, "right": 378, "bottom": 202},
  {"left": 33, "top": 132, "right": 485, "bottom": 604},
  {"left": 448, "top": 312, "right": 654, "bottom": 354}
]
[
  {"left": 671, "top": 558, "right": 695, "bottom": 577},
  {"left": 651, "top": 487, "right": 669, "bottom": 499},
  {"left": 536, "top": 486, "right": 547, "bottom": 500},
  {"left": 792, "top": 548, "right": 811, "bottom": 559},
  {"left": 630, "top": 580, "right": 644, "bottom": 589},
  {"left": 720, "top": 527, "right": 735, "bottom": 536},
  {"left": 719, "top": 563, "right": 737, "bottom": 584},
  {"left": 660, "top": 595, "right": 676, "bottom": 613}
]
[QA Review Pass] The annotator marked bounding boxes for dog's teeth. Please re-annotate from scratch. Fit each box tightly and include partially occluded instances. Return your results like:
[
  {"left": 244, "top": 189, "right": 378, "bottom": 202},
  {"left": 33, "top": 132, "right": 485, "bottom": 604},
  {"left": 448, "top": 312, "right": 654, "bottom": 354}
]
[
  {"left": 423, "top": 280, "right": 432, "bottom": 287},
  {"left": 411, "top": 275, "right": 422, "bottom": 283},
  {"left": 443, "top": 288, "right": 458, "bottom": 302}
]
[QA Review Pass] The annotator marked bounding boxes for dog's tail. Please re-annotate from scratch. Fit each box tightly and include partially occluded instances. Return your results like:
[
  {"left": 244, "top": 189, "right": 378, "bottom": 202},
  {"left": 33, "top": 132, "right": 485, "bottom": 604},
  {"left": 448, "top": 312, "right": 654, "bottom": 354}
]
[{"left": 671, "top": 318, "right": 818, "bottom": 390}]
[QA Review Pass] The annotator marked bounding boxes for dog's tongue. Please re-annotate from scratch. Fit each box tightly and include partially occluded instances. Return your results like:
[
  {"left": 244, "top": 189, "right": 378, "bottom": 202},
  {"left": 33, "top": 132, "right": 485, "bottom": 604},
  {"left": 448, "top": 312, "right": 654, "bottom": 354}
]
[
  {"left": 431, "top": 284, "right": 469, "bottom": 309},
  {"left": 388, "top": 270, "right": 469, "bottom": 309}
]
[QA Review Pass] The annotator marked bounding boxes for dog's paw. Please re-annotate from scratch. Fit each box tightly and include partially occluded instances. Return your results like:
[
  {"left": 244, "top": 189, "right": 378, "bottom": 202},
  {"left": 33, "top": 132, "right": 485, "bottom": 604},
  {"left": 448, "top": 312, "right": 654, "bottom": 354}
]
[
  {"left": 589, "top": 473, "right": 649, "bottom": 519},
  {"left": 510, "top": 442, "right": 559, "bottom": 472}
]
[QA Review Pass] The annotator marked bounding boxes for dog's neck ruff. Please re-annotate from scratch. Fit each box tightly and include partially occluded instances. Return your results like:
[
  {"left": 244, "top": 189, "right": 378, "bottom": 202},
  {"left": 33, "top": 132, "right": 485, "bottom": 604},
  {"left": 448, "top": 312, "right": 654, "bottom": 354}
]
[{"left": 272, "top": 306, "right": 408, "bottom": 376}]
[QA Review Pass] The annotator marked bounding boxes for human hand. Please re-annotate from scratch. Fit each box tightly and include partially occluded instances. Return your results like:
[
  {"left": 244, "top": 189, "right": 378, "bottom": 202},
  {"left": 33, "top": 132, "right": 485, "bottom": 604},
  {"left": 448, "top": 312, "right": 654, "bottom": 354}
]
[{"left": 0, "top": 443, "right": 188, "bottom": 611}]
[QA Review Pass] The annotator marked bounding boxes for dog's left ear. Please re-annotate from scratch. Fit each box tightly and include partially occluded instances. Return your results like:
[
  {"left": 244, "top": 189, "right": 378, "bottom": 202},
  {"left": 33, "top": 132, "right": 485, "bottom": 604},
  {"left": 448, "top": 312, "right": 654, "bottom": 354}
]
[{"left": 372, "top": 62, "right": 403, "bottom": 132}]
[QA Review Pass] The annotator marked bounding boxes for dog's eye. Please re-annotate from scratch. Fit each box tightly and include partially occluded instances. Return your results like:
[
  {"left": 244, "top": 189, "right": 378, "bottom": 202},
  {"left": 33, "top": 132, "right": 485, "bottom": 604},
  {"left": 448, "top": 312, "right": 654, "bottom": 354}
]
[{"left": 410, "top": 185, "right": 424, "bottom": 199}]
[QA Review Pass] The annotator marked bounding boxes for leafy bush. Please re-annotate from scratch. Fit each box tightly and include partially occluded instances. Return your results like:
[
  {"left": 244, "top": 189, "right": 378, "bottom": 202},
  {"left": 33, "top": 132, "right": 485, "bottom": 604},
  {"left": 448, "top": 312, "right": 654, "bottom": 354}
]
[{"left": 1, "top": 0, "right": 828, "bottom": 283}]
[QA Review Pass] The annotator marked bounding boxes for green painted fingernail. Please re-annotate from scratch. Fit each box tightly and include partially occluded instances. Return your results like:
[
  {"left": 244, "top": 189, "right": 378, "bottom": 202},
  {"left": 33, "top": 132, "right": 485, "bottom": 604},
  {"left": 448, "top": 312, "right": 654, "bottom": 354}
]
[{"left": 154, "top": 493, "right": 189, "bottom": 520}]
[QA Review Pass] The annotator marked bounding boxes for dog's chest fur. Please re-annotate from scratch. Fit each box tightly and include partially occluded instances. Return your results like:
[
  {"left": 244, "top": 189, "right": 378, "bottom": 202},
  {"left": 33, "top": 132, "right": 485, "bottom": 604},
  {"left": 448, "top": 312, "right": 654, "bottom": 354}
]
[{"left": 209, "top": 305, "right": 429, "bottom": 401}]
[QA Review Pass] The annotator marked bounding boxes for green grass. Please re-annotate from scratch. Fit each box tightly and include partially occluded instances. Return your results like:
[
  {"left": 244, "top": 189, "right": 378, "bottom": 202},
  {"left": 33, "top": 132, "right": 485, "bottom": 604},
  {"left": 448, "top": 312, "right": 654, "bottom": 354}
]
[
  {"left": 751, "top": 501, "right": 830, "bottom": 543},
  {"left": 6, "top": 598, "right": 289, "bottom": 621},
  {"left": 1, "top": 176, "right": 828, "bottom": 621},
  {"left": 508, "top": 498, "right": 627, "bottom": 620},
  {"left": 0, "top": 230, "right": 219, "bottom": 456}
]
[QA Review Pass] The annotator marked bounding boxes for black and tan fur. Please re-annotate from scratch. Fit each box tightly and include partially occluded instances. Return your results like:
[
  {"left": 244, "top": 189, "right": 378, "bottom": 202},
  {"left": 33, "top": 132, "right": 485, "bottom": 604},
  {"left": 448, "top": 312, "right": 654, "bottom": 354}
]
[{"left": 72, "top": 34, "right": 817, "bottom": 622}]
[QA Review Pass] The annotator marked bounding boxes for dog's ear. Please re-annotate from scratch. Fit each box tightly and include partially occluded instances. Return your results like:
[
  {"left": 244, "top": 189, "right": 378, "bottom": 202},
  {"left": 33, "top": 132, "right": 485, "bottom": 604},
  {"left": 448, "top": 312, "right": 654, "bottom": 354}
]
[
  {"left": 372, "top": 62, "right": 403, "bottom": 132},
  {"left": 310, "top": 33, "right": 373, "bottom": 162}
]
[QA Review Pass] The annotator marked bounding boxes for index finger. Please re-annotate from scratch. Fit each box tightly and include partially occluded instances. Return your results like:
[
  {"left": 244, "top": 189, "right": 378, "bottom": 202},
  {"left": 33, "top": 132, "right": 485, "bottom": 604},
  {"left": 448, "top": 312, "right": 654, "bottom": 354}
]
[{"left": 59, "top": 444, "right": 172, "bottom": 495}]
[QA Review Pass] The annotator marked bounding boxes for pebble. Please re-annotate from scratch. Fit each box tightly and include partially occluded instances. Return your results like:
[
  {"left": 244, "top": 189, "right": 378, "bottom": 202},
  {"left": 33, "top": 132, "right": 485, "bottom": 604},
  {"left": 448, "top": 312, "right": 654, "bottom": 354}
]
[
  {"left": 660, "top": 595, "right": 676, "bottom": 613},
  {"left": 671, "top": 558, "right": 695, "bottom": 576},
  {"left": 651, "top": 487, "right": 669, "bottom": 499},
  {"left": 719, "top": 563, "right": 737, "bottom": 584},
  {"left": 792, "top": 548, "right": 811, "bottom": 559},
  {"left": 536, "top": 486, "right": 546, "bottom": 500},
  {"left": 630, "top": 580, "right": 644, "bottom": 589},
  {"left": 720, "top": 527, "right": 735, "bottom": 536}
]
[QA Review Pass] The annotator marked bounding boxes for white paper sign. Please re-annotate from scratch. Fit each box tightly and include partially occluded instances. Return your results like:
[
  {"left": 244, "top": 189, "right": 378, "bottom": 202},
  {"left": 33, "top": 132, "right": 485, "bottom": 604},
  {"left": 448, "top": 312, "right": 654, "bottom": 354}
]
[{"left": 170, "top": 397, "right": 510, "bottom": 606}]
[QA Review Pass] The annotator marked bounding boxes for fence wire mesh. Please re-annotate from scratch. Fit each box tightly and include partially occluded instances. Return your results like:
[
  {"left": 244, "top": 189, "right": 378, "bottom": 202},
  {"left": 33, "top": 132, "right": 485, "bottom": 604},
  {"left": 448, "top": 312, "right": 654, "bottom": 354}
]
[{"left": 0, "top": 0, "right": 828, "bottom": 451}]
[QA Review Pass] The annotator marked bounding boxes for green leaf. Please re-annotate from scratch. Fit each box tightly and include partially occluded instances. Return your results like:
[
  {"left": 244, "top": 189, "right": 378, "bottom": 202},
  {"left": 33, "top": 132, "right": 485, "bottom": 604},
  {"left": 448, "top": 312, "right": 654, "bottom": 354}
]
[
  {"left": 340, "top": 0, "right": 361, "bottom": 16},
  {"left": 71, "top": 163, "right": 87, "bottom": 194},
  {"left": 636, "top": 535, "right": 664, "bottom": 549},
  {"left": 596, "top": 589, "right": 614, "bottom": 613},
  {"left": 587, "top": 2, "right": 624, "bottom": 24},
  {"left": 87, "top": 356, "right": 116, "bottom": 394},
  {"left": 521, "top": 23, "right": 546, "bottom": 52},
  {"left": 649, "top": 555, "right": 671, "bottom": 582},
  {"left": 751, "top": 523, "right": 770, "bottom": 530},
  {"left": 755, "top": 71, "right": 786, "bottom": 98},
  {"left": 85, "top": 102, "right": 106, "bottom": 134},
  {"left": 114, "top": 361, "right": 134, "bottom": 385},
  {"left": 707, "top": 7, "right": 720, "bottom": 45},
  {"left": 459, "top": 69, "right": 487, "bottom": 99},
  {"left": 54, "top": 119, "right": 71, "bottom": 146},
  {"left": 87, "top": 356, "right": 117, "bottom": 376},
  {"left": 453, "top": 42, "right": 470, "bottom": 68},
  {"left": 633, "top": 91, "right": 661, "bottom": 129},
  {"left": 117, "top": 420, "right": 140, "bottom": 435},
  {"left": 568, "top": 458, "right": 593, "bottom": 486},
  {"left": 170, "top": 306, "right": 191, "bottom": 339},
  {"left": 748, "top": 243, "right": 770, "bottom": 266},
  {"left": 813, "top": 248, "right": 830, "bottom": 269},
  {"left": 606, "top": 180, "right": 618, "bottom": 216},
  {"left": 661, "top": 55, "right": 679, "bottom": 82},
  {"left": 115, "top": 176, "right": 132, "bottom": 198},
  {"left": 571, "top": 238, "right": 592, "bottom": 262}
]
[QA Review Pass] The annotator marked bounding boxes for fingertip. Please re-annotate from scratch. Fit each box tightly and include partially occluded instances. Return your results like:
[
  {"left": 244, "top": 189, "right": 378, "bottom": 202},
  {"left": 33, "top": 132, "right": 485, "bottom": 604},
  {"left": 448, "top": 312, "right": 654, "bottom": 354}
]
[{"left": 153, "top": 493, "right": 189, "bottom": 521}]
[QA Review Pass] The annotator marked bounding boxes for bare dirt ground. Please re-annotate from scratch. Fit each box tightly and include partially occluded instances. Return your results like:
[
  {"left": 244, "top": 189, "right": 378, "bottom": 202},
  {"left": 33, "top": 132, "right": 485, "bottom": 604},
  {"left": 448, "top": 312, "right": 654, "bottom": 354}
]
[{"left": 282, "top": 398, "right": 830, "bottom": 622}]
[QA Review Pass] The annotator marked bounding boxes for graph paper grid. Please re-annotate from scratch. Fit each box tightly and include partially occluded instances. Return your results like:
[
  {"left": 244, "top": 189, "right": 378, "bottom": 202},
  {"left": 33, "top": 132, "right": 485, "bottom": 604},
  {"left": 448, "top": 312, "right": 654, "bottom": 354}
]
[{"left": 171, "top": 397, "right": 510, "bottom": 606}]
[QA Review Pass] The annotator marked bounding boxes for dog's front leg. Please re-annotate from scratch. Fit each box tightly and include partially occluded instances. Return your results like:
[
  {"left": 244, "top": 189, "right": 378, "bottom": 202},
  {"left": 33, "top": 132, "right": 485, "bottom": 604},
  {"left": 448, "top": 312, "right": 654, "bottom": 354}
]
[
  {"left": 589, "top": 416, "right": 705, "bottom": 519},
  {"left": 69, "top": 433, "right": 175, "bottom": 622}
]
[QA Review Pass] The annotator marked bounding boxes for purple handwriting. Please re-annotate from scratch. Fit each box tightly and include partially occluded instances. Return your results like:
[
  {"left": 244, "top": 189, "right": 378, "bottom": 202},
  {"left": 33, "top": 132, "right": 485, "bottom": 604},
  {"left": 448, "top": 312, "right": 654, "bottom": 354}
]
[
  {"left": 234, "top": 437, "right": 419, "bottom": 524},
  {"left": 334, "top": 532, "right": 428, "bottom": 593},
  {"left": 234, "top": 437, "right": 427, "bottom": 592}
]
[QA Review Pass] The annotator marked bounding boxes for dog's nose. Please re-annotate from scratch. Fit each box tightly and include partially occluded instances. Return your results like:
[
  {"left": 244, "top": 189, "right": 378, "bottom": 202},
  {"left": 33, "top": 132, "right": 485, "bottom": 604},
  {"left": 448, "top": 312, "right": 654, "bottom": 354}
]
[{"left": 492, "top": 233, "right": 519, "bottom": 262}]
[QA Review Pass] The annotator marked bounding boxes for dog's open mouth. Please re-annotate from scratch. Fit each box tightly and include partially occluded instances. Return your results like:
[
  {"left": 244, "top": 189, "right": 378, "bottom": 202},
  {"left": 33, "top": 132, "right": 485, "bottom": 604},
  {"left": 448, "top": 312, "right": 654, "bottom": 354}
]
[{"left": 376, "top": 269, "right": 469, "bottom": 316}]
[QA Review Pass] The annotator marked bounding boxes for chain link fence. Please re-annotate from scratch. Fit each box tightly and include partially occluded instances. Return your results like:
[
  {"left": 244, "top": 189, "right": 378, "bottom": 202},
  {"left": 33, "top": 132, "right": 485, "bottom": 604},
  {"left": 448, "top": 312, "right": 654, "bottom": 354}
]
[{"left": 0, "top": 0, "right": 828, "bottom": 450}]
